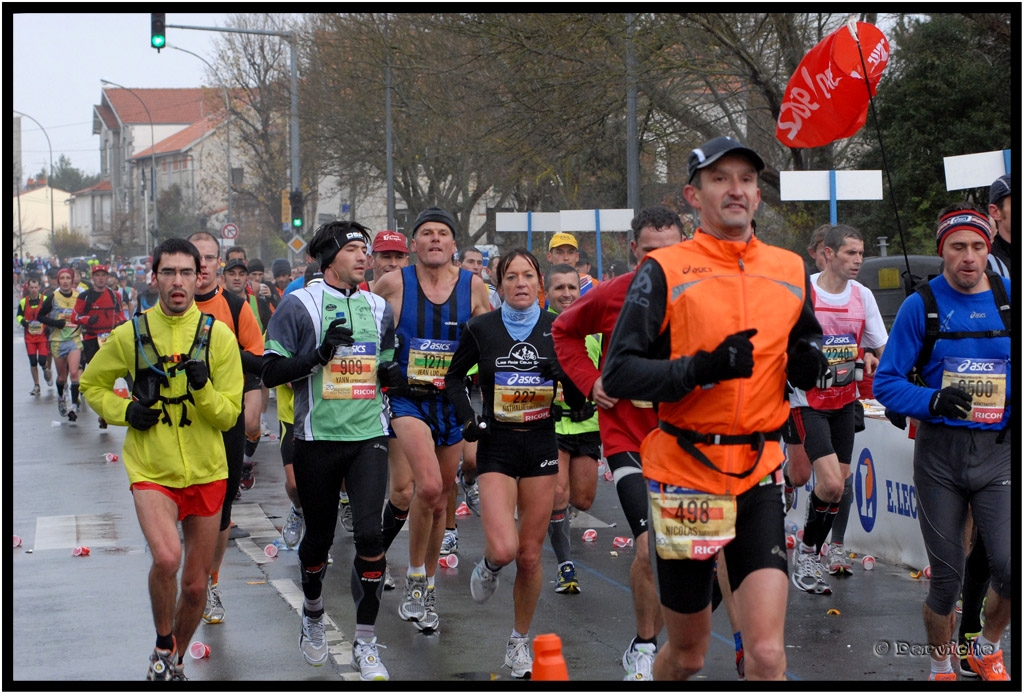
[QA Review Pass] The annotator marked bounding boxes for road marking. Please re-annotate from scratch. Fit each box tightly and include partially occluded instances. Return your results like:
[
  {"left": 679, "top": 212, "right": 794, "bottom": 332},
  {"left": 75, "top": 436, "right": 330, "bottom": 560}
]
[
  {"left": 33, "top": 513, "right": 122, "bottom": 550},
  {"left": 570, "top": 509, "right": 615, "bottom": 529},
  {"left": 270, "top": 577, "right": 358, "bottom": 676}
]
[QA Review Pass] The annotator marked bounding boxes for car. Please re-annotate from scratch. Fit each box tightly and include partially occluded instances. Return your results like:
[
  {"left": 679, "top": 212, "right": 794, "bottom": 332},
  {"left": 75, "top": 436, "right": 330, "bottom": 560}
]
[
  {"left": 128, "top": 255, "right": 151, "bottom": 273},
  {"left": 857, "top": 254, "right": 942, "bottom": 329}
]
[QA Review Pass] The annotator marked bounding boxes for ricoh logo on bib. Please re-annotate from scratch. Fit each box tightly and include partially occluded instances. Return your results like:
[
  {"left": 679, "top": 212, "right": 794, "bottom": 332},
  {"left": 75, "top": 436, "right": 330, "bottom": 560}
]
[{"left": 956, "top": 359, "right": 994, "bottom": 373}]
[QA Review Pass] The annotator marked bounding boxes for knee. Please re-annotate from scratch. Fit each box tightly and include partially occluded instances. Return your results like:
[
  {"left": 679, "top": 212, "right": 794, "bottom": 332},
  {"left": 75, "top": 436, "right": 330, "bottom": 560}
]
[
  {"left": 415, "top": 479, "right": 444, "bottom": 509},
  {"left": 817, "top": 476, "right": 844, "bottom": 501},
  {"left": 570, "top": 486, "right": 596, "bottom": 511},
  {"left": 179, "top": 572, "right": 207, "bottom": 605},
  {"left": 515, "top": 541, "right": 543, "bottom": 574},
  {"left": 658, "top": 642, "right": 704, "bottom": 679},
  {"left": 490, "top": 539, "right": 518, "bottom": 568},
  {"left": 744, "top": 639, "right": 786, "bottom": 680},
  {"left": 151, "top": 547, "right": 182, "bottom": 577}
]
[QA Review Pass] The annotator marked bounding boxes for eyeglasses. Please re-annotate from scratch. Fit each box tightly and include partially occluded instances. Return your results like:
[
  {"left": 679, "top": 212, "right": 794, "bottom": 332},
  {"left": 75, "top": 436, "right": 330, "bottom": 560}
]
[
  {"left": 199, "top": 254, "right": 220, "bottom": 263},
  {"left": 158, "top": 268, "right": 197, "bottom": 279}
]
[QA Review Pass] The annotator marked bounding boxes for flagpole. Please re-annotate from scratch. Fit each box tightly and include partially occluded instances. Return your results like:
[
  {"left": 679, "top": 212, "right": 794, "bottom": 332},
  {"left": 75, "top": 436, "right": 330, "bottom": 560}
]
[{"left": 847, "top": 18, "right": 916, "bottom": 296}]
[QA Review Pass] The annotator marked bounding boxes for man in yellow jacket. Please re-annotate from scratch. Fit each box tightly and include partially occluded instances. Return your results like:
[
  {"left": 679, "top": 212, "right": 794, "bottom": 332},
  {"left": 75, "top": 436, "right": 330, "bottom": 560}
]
[{"left": 81, "top": 237, "right": 243, "bottom": 681}]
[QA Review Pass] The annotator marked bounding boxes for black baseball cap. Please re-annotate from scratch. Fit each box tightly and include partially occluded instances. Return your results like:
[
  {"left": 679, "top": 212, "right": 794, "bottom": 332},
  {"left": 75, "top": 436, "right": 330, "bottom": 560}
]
[
  {"left": 687, "top": 136, "right": 765, "bottom": 184},
  {"left": 223, "top": 258, "right": 248, "bottom": 273},
  {"left": 989, "top": 173, "right": 1011, "bottom": 207}
]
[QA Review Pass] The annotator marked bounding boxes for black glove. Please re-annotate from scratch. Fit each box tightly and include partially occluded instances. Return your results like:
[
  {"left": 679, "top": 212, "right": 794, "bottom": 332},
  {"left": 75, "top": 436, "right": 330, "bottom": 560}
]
[
  {"left": 693, "top": 329, "right": 758, "bottom": 384},
  {"left": 378, "top": 361, "right": 408, "bottom": 397},
  {"left": 929, "top": 386, "right": 973, "bottom": 420},
  {"left": 884, "top": 407, "right": 907, "bottom": 430},
  {"left": 568, "top": 401, "right": 598, "bottom": 422},
  {"left": 462, "top": 413, "right": 488, "bottom": 443},
  {"left": 787, "top": 338, "right": 830, "bottom": 391},
  {"left": 126, "top": 401, "right": 161, "bottom": 430},
  {"left": 538, "top": 357, "right": 567, "bottom": 384},
  {"left": 183, "top": 359, "right": 209, "bottom": 390},
  {"left": 87, "top": 314, "right": 100, "bottom": 326},
  {"left": 54, "top": 319, "right": 67, "bottom": 329},
  {"left": 316, "top": 318, "right": 355, "bottom": 365}
]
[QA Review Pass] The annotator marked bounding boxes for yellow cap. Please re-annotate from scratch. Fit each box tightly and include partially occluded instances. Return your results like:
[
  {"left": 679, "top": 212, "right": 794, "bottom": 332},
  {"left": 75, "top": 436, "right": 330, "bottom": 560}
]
[{"left": 548, "top": 232, "right": 578, "bottom": 251}]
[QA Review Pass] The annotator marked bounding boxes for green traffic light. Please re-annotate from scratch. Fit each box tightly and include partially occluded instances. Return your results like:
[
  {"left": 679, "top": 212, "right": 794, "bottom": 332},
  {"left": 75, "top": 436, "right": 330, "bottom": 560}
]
[
  {"left": 152, "top": 35, "right": 166, "bottom": 49},
  {"left": 292, "top": 218, "right": 303, "bottom": 228}
]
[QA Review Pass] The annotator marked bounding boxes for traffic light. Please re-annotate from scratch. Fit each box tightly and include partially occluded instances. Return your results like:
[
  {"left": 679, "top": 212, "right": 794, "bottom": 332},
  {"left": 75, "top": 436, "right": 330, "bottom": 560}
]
[
  {"left": 290, "top": 190, "right": 304, "bottom": 229},
  {"left": 151, "top": 13, "right": 166, "bottom": 51}
]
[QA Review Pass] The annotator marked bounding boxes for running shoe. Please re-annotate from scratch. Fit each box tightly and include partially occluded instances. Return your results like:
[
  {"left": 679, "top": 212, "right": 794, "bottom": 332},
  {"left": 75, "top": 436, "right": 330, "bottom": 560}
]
[
  {"left": 98, "top": 417, "right": 108, "bottom": 430},
  {"left": 470, "top": 559, "right": 499, "bottom": 604},
  {"left": 959, "top": 632, "right": 981, "bottom": 679},
  {"left": 67, "top": 403, "right": 78, "bottom": 422},
  {"left": 825, "top": 542, "right": 852, "bottom": 575},
  {"left": 622, "top": 640, "right": 656, "bottom": 681},
  {"left": 299, "top": 611, "right": 328, "bottom": 666},
  {"left": 43, "top": 369, "right": 53, "bottom": 386},
  {"left": 440, "top": 528, "right": 459, "bottom": 556},
  {"left": 792, "top": 548, "right": 832, "bottom": 595},
  {"left": 339, "top": 496, "right": 354, "bottom": 532},
  {"left": 928, "top": 671, "right": 958, "bottom": 681},
  {"left": 170, "top": 662, "right": 188, "bottom": 681},
  {"left": 260, "top": 415, "right": 272, "bottom": 438},
  {"left": 146, "top": 645, "right": 176, "bottom": 681},
  {"left": 398, "top": 573, "right": 427, "bottom": 622},
  {"left": 966, "top": 636, "right": 1009, "bottom": 681},
  {"left": 58, "top": 398, "right": 68, "bottom": 418},
  {"left": 239, "top": 462, "right": 255, "bottom": 491},
  {"left": 383, "top": 565, "right": 396, "bottom": 591},
  {"left": 504, "top": 636, "right": 533, "bottom": 679},
  {"left": 30, "top": 385, "right": 40, "bottom": 396},
  {"left": 555, "top": 561, "right": 581, "bottom": 594},
  {"left": 416, "top": 586, "right": 440, "bottom": 632},
  {"left": 783, "top": 484, "right": 796, "bottom": 513},
  {"left": 282, "top": 507, "right": 305, "bottom": 550},
  {"left": 202, "top": 578, "right": 225, "bottom": 624},
  {"left": 459, "top": 469, "right": 481, "bottom": 516},
  {"left": 351, "top": 637, "right": 389, "bottom": 680}
]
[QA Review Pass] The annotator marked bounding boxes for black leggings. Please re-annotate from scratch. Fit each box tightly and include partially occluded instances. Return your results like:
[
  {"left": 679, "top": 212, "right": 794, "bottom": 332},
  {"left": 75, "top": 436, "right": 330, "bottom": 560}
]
[
  {"left": 218, "top": 412, "right": 245, "bottom": 531},
  {"left": 294, "top": 438, "right": 389, "bottom": 569}
]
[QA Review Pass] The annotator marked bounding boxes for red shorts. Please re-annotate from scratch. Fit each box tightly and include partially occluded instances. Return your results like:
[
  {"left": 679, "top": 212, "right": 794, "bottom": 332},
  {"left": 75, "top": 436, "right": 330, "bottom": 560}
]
[
  {"left": 25, "top": 336, "right": 50, "bottom": 357},
  {"left": 131, "top": 479, "right": 226, "bottom": 521}
]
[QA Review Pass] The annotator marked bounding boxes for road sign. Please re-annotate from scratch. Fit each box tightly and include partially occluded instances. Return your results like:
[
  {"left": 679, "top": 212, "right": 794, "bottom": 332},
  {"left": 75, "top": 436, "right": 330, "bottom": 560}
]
[
  {"left": 221, "top": 223, "right": 239, "bottom": 240},
  {"left": 287, "top": 235, "right": 305, "bottom": 254},
  {"left": 281, "top": 189, "right": 291, "bottom": 225}
]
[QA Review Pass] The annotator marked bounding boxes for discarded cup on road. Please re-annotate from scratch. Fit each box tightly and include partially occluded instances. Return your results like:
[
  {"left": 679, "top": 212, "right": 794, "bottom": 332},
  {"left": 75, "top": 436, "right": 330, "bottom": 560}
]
[
  {"left": 264, "top": 543, "right": 279, "bottom": 558},
  {"left": 438, "top": 554, "right": 459, "bottom": 568},
  {"left": 189, "top": 641, "right": 211, "bottom": 660},
  {"left": 72, "top": 546, "right": 91, "bottom": 557},
  {"left": 786, "top": 534, "right": 796, "bottom": 549},
  {"left": 582, "top": 529, "right": 597, "bottom": 542},
  {"left": 612, "top": 536, "right": 634, "bottom": 549},
  {"left": 861, "top": 555, "right": 875, "bottom": 570},
  {"left": 455, "top": 502, "right": 471, "bottom": 517},
  {"left": 104, "top": 452, "right": 119, "bottom": 463},
  {"left": 603, "top": 469, "right": 614, "bottom": 482},
  {"left": 923, "top": 565, "right": 931, "bottom": 579},
  {"left": 14, "top": 535, "right": 22, "bottom": 548}
]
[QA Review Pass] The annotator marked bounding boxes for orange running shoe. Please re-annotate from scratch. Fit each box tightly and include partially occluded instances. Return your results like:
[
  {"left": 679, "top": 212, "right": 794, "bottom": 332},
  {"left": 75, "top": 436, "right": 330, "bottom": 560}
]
[{"left": 966, "top": 637, "right": 1009, "bottom": 681}]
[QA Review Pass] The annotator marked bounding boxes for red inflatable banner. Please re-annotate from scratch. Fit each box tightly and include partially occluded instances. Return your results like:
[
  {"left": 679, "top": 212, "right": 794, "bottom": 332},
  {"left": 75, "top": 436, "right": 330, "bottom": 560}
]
[{"left": 776, "top": 20, "right": 890, "bottom": 149}]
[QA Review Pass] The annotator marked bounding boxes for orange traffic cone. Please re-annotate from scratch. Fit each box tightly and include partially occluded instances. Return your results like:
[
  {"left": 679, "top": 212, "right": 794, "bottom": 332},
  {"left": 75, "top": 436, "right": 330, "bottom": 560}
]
[{"left": 531, "top": 633, "right": 569, "bottom": 680}]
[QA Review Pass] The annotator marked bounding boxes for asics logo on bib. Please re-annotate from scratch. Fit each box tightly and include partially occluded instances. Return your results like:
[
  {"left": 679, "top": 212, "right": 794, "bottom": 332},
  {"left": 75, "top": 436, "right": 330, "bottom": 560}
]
[
  {"left": 414, "top": 339, "right": 456, "bottom": 351},
  {"left": 956, "top": 359, "right": 994, "bottom": 373},
  {"left": 824, "top": 334, "right": 856, "bottom": 346},
  {"left": 505, "top": 373, "right": 543, "bottom": 386},
  {"left": 349, "top": 344, "right": 370, "bottom": 354}
]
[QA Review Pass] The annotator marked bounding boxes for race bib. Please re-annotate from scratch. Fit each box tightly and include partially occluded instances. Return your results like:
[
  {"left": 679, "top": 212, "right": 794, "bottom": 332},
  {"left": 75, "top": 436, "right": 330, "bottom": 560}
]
[
  {"left": 648, "top": 480, "right": 736, "bottom": 561},
  {"left": 822, "top": 333, "right": 858, "bottom": 387},
  {"left": 631, "top": 400, "right": 654, "bottom": 409},
  {"left": 28, "top": 322, "right": 44, "bottom": 336},
  {"left": 407, "top": 337, "right": 457, "bottom": 389},
  {"left": 322, "top": 342, "right": 378, "bottom": 401},
  {"left": 96, "top": 332, "right": 111, "bottom": 346},
  {"left": 940, "top": 357, "right": 1006, "bottom": 424},
  {"left": 493, "top": 371, "right": 554, "bottom": 423}
]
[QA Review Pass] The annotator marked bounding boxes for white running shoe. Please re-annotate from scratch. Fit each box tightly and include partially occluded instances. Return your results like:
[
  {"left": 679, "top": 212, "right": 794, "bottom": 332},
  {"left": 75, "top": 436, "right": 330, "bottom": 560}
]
[
  {"left": 351, "top": 637, "right": 389, "bottom": 680},
  {"left": 440, "top": 528, "right": 458, "bottom": 556},
  {"left": 282, "top": 507, "right": 304, "bottom": 549},
  {"left": 622, "top": 640, "right": 656, "bottom": 681},
  {"left": 416, "top": 586, "right": 440, "bottom": 632},
  {"left": 504, "top": 636, "right": 533, "bottom": 679},
  {"left": 826, "top": 542, "right": 852, "bottom": 575},
  {"left": 792, "top": 548, "right": 832, "bottom": 595},
  {"left": 339, "top": 496, "right": 354, "bottom": 532},
  {"left": 459, "top": 469, "right": 481, "bottom": 516},
  {"left": 383, "top": 565, "right": 396, "bottom": 591},
  {"left": 470, "top": 559, "right": 499, "bottom": 604},
  {"left": 398, "top": 573, "right": 427, "bottom": 622},
  {"left": 299, "top": 611, "right": 328, "bottom": 666},
  {"left": 202, "top": 578, "right": 225, "bottom": 624}
]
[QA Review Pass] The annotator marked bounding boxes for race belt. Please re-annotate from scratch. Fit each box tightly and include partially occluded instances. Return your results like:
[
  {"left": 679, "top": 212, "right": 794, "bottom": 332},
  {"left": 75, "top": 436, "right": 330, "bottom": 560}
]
[{"left": 658, "top": 421, "right": 782, "bottom": 480}]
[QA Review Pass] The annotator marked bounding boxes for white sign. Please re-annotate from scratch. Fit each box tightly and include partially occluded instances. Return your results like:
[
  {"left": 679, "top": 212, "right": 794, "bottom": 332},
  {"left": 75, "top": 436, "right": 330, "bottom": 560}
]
[
  {"left": 780, "top": 170, "right": 883, "bottom": 201},
  {"left": 221, "top": 223, "right": 239, "bottom": 240},
  {"left": 560, "top": 209, "right": 634, "bottom": 231},
  {"left": 943, "top": 150, "right": 1008, "bottom": 191},
  {"left": 495, "top": 212, "right": 561, "bottom": 233}
]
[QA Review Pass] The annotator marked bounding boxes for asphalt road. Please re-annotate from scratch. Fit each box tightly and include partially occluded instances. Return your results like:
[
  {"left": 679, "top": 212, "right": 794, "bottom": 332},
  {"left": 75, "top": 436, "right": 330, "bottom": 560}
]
[{"left": 9, "top": 329, "right": 1012, "bottom": 684}]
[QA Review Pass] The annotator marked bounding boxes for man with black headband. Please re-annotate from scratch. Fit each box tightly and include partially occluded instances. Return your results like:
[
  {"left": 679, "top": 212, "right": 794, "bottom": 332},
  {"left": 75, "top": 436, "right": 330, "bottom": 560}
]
[
  {"left": 372, "top": 206, "right": 493, "bottom": 634},
  {"left": 261, "top": 220, "right": 401, "bottom": 680},
  {"left": 875, "top": 204, "right": 1012, "bottom": 681}
]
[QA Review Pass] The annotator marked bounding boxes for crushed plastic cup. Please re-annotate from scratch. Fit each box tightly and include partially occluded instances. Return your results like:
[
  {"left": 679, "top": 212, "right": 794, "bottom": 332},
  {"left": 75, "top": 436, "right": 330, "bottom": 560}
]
[
  {"left": 796, "top": 529, "right": 804, "bottom": 541},
  {"left": 114, "top": 387, "right": 130, "bottom": 399},
  {"left": 612, "top": 536, "right": 634, "bottom": 549},
  {"left": 582, "top": 529, "right": 597, "bottom": 542},
  {"left": 14, "top": 535, "right": 22, "bottom": 548},
  {"left": 264, "top": 543, "right": 279, "bottom": 558},
  {"left": 923, "top": 565, "right": 931, "bottom": 579},
  {"left": 189, "top": 641, "right": 211, "bottom": 660},
  {"left": 104, "top": 452, "right": 119, "bottom": 463},
  {"left": 603, "top": 469, "right": 614, "bottom": 482},
  {"left": 786, "top": 534, "right": 796, "bottom": 549},
  {"left": 438, "top": 554, "right": 459, "bottom": 568},
  {"left": 455, "top": 502, "right": 471, "bottom": 517},
  {"left": 861, "top": 555, "right": 875, "bottom": 570},
  {"left": 72, "top": 546, "right": 91, "bottom": 557}
]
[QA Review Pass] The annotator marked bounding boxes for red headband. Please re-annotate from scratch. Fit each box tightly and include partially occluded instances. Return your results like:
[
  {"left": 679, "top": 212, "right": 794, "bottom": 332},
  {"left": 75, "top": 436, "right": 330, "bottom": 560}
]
[
  {"left": 57, "top": 268, "right": 74, "bottom": 279},
  {"left": 936, "top": 209, "right": 991, "bottom": 256}
]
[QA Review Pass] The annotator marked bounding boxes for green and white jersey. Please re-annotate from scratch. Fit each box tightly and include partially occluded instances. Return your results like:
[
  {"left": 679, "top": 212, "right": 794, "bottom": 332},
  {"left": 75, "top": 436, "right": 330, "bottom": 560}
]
[{"left": 264, "top": 281, "right": 396, "bottom": 441}]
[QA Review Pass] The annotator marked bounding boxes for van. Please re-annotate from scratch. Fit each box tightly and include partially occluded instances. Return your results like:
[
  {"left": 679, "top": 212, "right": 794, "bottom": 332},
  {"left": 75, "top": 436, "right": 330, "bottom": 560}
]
[
  {"left": 128, "top": 255, "right": 151, "bottom": 273},
  {"left": 857, "top": 255, "right": 942, "bottom": 329}
]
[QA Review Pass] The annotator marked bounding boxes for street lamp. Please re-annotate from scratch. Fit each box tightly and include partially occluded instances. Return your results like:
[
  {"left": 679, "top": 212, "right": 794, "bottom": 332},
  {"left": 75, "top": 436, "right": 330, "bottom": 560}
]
[
  {"left": 12, "top": 110, "right": 55, "bottom": 251},
  {"left": 168, "top": 44, "right": 233, "bottom": 224},
  {"left": 100, "top": 79, "right": 158, "bottom": 254}
]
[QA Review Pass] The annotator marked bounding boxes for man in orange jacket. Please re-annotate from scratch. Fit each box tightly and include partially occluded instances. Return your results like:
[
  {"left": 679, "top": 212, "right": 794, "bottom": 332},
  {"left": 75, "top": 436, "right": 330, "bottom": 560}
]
[{"left": 603, "top": 136, "right": 826, "bottom": 681}]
